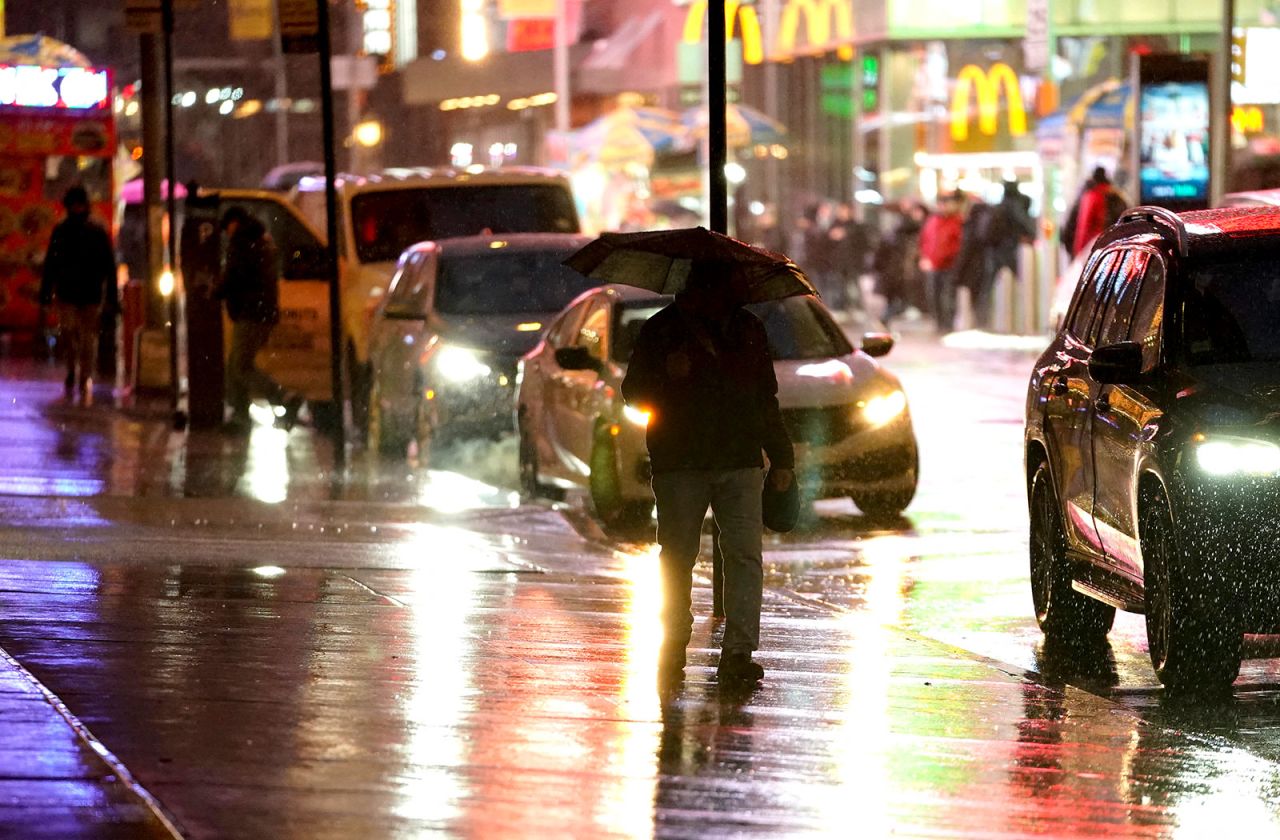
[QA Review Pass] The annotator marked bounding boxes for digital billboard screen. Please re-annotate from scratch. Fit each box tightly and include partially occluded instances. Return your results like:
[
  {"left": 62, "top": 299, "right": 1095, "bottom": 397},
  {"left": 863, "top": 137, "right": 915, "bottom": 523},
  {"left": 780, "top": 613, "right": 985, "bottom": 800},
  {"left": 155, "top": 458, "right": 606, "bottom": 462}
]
[{"left": 1135, "top": 53, "right": 1212, "bottom": 209}]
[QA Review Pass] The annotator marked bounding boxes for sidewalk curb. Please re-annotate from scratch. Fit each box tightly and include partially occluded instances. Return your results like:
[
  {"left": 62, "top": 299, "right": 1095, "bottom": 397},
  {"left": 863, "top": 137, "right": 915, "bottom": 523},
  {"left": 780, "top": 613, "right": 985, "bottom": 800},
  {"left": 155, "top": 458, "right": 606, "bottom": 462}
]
[{"left": 0, "top": 645, "right": 186, "bottom": 838}]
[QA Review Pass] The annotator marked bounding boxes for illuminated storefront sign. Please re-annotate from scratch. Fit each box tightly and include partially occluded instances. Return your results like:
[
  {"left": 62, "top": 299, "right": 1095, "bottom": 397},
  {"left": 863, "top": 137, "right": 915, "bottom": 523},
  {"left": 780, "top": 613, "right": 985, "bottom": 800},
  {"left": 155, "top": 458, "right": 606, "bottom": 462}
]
[
  {"left": 1232, "top": 104, "right": 1264, "bottom": 134},
  {"left": 682, "top": 0, "right": 765, "bottom": 65},
  {"left": 0, "top": 65, "right": 110, "bottom": 110},
  {"left": 681, "top": 0, "right": 857, "bottom": 64},
  {"left": 949, "top": 62, "right": 1026, "bottom": 142},
  {"left": 776, "top": 0, "right": 854, "bottom": 60}
]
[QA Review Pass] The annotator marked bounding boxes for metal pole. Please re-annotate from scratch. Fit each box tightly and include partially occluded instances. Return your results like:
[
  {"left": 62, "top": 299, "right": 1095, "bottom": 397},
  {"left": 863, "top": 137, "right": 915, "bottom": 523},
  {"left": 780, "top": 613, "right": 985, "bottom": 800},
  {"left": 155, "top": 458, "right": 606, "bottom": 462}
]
[
  {"left": 1212, "top": 0, "right": 1235, "bottom": 206},
  {"left": 140, "top": 33, "right": 166, "bottom": 330},
  {"left": 163, "top": 0, "right": 182, "bottom": 424},
  {"left": 270, "top": 0, "right": 290, "bottom": 166},
  {"left": 708, "top": 0, "right": 728, "bottom": 234},
  {"left": 316, "top": 0, "right": 346, "bottom": 465},
  {"left": 553, "top": 0, "right": 570, "bottom": 133}
]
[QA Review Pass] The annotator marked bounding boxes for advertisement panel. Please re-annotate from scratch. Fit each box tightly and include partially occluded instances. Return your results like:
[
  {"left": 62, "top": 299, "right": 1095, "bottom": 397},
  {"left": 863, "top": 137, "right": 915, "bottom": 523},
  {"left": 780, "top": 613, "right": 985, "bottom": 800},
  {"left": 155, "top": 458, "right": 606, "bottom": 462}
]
[{"left": 1134, "top": 53, "right": 1211, "bottom": 209}]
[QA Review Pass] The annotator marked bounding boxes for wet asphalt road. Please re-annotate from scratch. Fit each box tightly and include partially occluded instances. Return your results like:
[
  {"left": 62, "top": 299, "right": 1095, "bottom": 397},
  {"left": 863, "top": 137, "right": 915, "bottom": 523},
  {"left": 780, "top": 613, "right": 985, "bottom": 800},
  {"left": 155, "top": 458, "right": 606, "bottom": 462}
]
[{"left": 2, "top": 337, "right": 1280, "bottom": 835}]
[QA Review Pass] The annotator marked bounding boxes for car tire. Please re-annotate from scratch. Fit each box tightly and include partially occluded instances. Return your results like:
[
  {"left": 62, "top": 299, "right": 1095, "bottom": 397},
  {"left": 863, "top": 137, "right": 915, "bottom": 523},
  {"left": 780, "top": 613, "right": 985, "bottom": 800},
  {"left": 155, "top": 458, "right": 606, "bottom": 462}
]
[
  {"left": 1029, "top": 461, "right": 1115, "bottom": 645},
  {"left": 850, "top": 446, "right": 919, "bottom": 518},
  {"left": 367, "top": 380, "right": 410, "bottom": 458},
  {"left": 589, "top": 422, "right": 653, "bottom": 530},
  {"left": 1140, "top": 487, "right": 1241, "bottom": 694}
]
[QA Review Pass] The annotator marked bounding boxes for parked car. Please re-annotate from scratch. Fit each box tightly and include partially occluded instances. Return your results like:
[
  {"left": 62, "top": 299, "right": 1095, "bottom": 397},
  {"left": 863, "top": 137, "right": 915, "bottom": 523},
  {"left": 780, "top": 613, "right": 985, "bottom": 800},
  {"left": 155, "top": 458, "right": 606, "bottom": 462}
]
[
  {"left": 366, "top": 233, "right": 594, "bottom": 457},
  {"left": 516, "top": 285, "right": 919, "bottom": 526},
  {"left": 1025, "top": 204, "right": 1280, "bottom": 692}
]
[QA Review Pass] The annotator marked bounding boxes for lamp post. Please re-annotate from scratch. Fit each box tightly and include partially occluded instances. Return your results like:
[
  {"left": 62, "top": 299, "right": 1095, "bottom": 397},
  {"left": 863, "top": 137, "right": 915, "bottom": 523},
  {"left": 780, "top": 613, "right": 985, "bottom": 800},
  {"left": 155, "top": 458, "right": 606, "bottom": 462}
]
[{"left": 707, "top": 0, "right": 728, "bottom": 234}]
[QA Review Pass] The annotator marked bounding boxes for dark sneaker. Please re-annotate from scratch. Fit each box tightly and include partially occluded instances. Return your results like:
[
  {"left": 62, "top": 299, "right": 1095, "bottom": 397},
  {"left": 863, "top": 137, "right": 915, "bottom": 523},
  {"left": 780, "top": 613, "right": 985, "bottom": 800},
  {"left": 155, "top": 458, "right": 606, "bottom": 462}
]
[{"left": 717, "top": 651, "right": 763, "bottom": 684}]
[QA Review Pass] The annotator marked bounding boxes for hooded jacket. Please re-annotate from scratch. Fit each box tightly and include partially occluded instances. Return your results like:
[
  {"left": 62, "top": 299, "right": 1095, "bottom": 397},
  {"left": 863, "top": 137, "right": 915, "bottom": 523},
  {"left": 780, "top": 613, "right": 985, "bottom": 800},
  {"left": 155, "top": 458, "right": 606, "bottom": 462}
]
[
  {"left": 219, "top": 217, "right": 280, "bottom": 324},
  {"left": 40, "top": 212, "right": 116, "bottom": 308}
]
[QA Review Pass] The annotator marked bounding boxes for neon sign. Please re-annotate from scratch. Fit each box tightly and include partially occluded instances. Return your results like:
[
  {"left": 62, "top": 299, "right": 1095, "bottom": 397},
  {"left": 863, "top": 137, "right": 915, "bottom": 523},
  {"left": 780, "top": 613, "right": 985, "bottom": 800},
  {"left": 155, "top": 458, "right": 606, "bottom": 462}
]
[
  {"left": 949, "top": 63, "right": 1026, "bottom": 142},
  {"left": 0, "top": 65, "right": 110, "bottom": 110},
  {"left": 682, "top": 0, "right": 765, "bottom": 66},
  {"left": 777, "top": 0, "right": 854, "bottom": 60}
]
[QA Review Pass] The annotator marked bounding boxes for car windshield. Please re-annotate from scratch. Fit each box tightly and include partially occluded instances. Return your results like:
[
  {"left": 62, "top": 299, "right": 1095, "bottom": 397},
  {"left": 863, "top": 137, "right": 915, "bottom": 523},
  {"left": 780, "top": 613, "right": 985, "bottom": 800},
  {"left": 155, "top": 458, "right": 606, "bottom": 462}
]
[
  {"left": 434, "top": 250, "right": 597, "bottom": 316},
  {"left": 749, "top": 297, "right": 854, "bottom": 360},
  {"left": 1183, "top": 254, "right": 1280, "bottom": 365},
  {"left": 350, "top": 185, "right": 579, "bottom": 263},
  {"left": 612, "top": 296, "right": 852, "bottom": 364}
]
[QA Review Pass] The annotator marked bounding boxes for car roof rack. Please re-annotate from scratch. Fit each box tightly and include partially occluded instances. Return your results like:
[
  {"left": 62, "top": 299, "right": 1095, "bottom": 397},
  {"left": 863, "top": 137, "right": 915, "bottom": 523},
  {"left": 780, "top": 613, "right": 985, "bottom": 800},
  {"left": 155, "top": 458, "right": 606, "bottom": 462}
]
[{"left": 1117, "top": 206, "right": 1189, "bottom": 257}]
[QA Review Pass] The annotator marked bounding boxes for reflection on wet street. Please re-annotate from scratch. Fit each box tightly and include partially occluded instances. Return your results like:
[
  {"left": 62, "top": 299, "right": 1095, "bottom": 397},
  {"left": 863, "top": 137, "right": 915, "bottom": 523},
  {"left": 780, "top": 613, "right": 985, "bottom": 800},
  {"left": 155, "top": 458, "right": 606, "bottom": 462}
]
[{"left": 2, "top": 344, "right": 1280, "bottom": 836}]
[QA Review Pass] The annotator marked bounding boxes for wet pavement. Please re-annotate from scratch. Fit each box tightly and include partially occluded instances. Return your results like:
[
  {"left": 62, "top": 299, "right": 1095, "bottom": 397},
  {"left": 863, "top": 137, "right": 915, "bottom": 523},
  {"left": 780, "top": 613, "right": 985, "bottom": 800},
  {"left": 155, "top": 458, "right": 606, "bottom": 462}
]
[{"left": 2, "top": 338, "right": 1280, "bottom": 836}]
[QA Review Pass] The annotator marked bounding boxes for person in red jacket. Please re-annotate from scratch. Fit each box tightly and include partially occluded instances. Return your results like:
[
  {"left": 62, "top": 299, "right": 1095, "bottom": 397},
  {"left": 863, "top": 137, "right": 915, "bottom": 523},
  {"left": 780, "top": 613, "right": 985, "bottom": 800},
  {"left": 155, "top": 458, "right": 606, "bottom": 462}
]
[
  {"left": 1072, "top": 167, "right": 1118, "bottom": 257},
  {"left": 918, "top": 191, "right": 965, "bottom": 333}
]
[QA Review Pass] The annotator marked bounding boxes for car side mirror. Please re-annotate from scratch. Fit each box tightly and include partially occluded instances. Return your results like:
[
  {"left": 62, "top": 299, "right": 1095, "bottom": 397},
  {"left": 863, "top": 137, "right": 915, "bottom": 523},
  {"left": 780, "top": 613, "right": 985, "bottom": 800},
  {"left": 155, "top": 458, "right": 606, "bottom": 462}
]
[
  {"left": 861, "top": 332, "right": 894, "bottom": 358},
  {"left": 1089, "top": 341, "right": 1143, "bottom": 384},
  {"left": 555, "top": 346, "right": 602, "bottom": 374}
]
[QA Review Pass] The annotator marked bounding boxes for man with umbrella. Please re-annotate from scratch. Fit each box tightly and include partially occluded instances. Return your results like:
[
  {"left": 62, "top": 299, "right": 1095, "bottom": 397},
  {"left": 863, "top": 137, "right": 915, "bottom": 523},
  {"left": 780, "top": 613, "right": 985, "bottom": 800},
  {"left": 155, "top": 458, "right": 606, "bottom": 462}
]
[{"left": 566, "top": 245, "right": 792, "bottom": 692}]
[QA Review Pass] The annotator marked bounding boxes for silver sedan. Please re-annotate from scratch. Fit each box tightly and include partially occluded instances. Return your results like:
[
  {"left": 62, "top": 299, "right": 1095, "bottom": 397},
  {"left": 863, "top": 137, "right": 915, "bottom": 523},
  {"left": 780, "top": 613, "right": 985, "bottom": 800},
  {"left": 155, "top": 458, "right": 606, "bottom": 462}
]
[
  {"left": 516, "top": 285, "right": 919, "bottom": 527},
  {"left": 366, "top": 233, "right": 593, "bottom": 458}
]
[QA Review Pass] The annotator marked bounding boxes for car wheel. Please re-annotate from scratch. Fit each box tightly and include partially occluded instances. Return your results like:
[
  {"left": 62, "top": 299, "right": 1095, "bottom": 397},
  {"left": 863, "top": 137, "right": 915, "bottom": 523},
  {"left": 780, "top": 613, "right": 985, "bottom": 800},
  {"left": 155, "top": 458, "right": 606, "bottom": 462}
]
[
  {"left": 367, "top": 379, "right": 410, "bottom": 458},
  {"left": 1141, "top": 488, "right": 1241, "bottom": 693},
  {"left": 589, "top": 422, "right": 652, "bottom": 530},
  {"left": 1028, "top": 461, "right": 1115, "bottom": 645},
  {"left": 850, "top": 446, "right": 919, "bottom": 517}
]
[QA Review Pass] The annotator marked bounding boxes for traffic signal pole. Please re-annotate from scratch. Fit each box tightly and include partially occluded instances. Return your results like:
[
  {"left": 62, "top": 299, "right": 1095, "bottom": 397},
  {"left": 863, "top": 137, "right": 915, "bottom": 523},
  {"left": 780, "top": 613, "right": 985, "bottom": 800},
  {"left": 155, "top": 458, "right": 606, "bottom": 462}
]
[
  {"left": 708, "top": 0, "right": 728, "bottom": 235},
  {"left": 315, "top": 0, "right": 346, "bottom": 466}
]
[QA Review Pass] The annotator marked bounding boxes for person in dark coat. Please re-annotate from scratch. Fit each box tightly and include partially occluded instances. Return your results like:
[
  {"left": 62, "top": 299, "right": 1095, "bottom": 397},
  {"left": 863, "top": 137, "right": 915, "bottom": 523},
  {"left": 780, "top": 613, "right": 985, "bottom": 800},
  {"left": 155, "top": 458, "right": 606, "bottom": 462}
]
[
  {"left": 40, "top": 186, "right": 116, "bottom": 404},
  {"left": 217, "top": 206, "right": 300, "bottom": 432},
  {"left": 976, "top": 181, "right": 1037, "bottom": 329},
  {"left": 621, "top": 260, "right": 794, "bottom": 685},
  {"left": 874, "top": 201, "right": 926, "bottom": 324},
  {"left": 952, "top": 197, "right": 991, "bottom": 329}
]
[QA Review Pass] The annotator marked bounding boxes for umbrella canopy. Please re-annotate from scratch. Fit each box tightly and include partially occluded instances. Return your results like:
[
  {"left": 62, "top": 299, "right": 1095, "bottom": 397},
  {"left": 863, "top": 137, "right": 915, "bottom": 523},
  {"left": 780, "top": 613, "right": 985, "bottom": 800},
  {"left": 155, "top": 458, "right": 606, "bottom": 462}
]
[
  {"left": 571, "top": 106, "right": 694, "bottom": 167},
  {"left": 564, "top": 227, "right": 816, "bottom": 304},
  {"left": 682, "top": 104, "right": 788, "bottom": 148}
]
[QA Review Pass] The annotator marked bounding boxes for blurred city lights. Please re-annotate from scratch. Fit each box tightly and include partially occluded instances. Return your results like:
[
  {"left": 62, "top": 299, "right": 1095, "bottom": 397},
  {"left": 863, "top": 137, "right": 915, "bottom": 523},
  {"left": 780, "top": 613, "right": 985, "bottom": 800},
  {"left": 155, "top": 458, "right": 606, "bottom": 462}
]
[
  {"left": 157, "top": 269, "right": 175, "bottom": 298},
  {"left": 354, "top": 119, "right": 384, "bottom": 147}
]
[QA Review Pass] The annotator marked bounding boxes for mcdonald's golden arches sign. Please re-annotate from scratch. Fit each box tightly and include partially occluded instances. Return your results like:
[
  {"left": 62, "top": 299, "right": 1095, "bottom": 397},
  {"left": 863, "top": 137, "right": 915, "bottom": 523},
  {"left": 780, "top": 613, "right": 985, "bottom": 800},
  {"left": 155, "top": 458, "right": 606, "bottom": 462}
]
[{"left": 950, "top": 63, "right": 1028, "bottom": 142}]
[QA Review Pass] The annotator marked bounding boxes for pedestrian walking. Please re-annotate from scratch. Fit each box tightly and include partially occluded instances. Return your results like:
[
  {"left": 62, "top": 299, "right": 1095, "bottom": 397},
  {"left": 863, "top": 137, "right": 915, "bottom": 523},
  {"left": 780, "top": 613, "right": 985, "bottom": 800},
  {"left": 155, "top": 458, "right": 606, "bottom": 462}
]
[
  {"left": 953, "top": 197, "right": 992, "bottom": 330},
  {"left": 975, "top": 181, "right": 1036, "bottom": 330},
  {"left": 828, "top": 202, "right": 868, "bottom": 316},
  {"left": 39, "top": 186, "right": 116, "bottom": 405},
  {"left": 217, "top": 206, "right": 301, "bottom": 432},
  {"left": 918, "top": 192, "right": 964, "bottom": 333},
  {"left": 1071, "top": 167, "right": 1126, "bottom": 257},
  {"left": 873, "top": 201, "right": 926, "bottom": 324},
  {"left": 620, "top": 260, "right": 795, "bottom": 685}
]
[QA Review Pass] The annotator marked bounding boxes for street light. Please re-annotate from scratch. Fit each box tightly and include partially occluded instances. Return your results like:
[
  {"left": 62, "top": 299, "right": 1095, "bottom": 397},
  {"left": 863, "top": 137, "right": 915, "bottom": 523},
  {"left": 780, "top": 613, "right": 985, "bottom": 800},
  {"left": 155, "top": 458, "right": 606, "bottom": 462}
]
[{"left": 354, "top": 119, "right": 383, "bottom": 147}]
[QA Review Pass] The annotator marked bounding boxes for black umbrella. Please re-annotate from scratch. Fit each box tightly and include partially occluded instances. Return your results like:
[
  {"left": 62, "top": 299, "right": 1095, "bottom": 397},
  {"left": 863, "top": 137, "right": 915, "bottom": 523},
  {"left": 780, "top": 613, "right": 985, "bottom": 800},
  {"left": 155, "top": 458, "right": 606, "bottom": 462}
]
[{"left": 564, "top": 227, "right": 817, "bottom": 304}]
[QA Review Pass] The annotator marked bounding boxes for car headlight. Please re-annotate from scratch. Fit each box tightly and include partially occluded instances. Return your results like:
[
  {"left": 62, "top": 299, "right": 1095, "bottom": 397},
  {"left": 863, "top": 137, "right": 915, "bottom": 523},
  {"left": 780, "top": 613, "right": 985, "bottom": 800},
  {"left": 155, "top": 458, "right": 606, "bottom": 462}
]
[
  {"left": 860, "top": 390, "right": 907, "bottom": 428},
  {"left": 435, "top": 346, "right": 491, "bottom": 383},
  {"left": 623, "top": 404, "right": 651, "bottom": 427},
  {"left": 1194, "top": 438, "right": 1280, "bottom": 476}
]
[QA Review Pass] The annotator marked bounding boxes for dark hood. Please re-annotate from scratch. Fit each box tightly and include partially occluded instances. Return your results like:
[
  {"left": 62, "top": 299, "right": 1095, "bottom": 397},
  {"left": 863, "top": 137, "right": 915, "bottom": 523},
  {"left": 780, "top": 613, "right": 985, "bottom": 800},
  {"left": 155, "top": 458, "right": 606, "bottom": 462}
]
[
  {"left": 433, "top": 312, "right": 557, "bottom": 360},
  {"left": 1181, "top": 363, "right": 1280, "bottom": 427}
]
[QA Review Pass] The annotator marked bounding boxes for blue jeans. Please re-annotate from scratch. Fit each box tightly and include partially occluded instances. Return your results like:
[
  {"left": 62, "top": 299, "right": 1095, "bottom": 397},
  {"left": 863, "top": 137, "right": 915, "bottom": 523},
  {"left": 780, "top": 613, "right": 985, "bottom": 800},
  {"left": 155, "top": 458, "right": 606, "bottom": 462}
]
[{"left": 651, "top": 468, "right": 765, "bottom": 655}]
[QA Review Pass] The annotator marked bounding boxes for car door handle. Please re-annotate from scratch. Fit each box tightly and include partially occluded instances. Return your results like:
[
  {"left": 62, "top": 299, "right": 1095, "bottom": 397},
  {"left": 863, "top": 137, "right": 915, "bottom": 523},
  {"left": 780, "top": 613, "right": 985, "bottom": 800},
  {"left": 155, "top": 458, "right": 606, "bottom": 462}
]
[{"left": 1051, "top": 375, "right": 1068, "bottom": 396}]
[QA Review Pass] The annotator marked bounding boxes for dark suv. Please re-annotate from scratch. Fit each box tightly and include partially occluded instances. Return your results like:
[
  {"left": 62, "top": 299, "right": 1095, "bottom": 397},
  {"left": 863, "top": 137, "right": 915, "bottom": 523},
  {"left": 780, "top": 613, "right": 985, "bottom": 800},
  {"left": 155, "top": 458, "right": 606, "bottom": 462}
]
[{"left": 1025, "top": 205, "right": 1280, "bottom": 692}]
